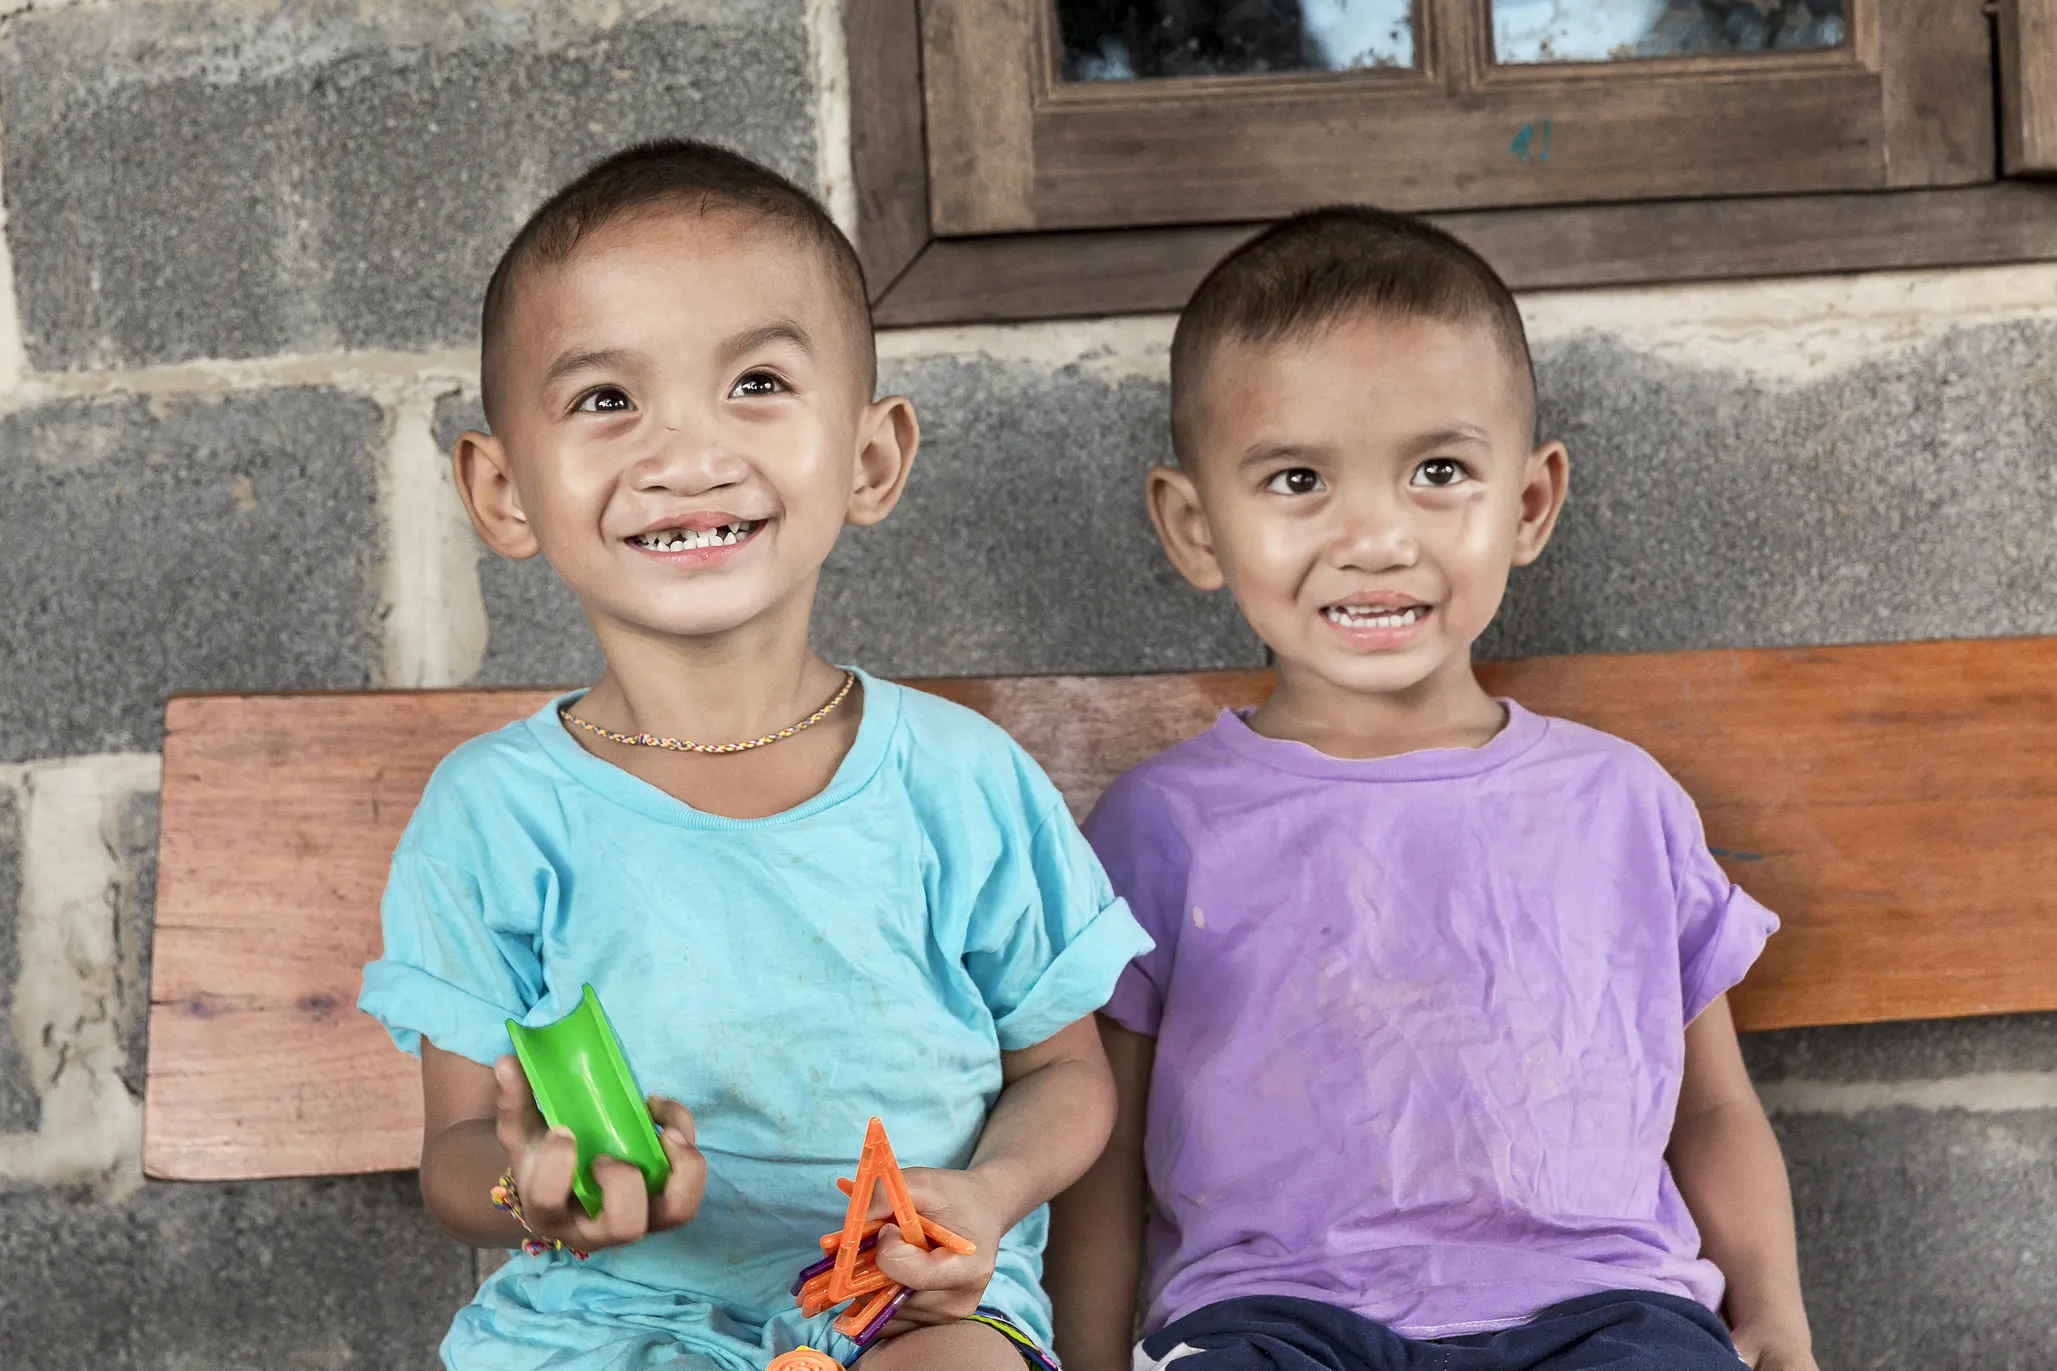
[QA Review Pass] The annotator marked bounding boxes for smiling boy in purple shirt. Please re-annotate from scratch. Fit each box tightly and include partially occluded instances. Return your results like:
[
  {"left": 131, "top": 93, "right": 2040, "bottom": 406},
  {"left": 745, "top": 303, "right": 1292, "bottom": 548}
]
[{"left": 1045, "top": 209, "right": 1816, "bottom": 1371}]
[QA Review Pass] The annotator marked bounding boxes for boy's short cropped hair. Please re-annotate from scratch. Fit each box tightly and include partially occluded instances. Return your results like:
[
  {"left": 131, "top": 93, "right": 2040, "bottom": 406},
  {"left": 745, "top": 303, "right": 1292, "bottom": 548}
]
[
  {"left": 480, "top": 139, "right": 874, "bottom": 425},
  {"left": 1169, "top": 206, "right": 1535, "bottom": 458}
]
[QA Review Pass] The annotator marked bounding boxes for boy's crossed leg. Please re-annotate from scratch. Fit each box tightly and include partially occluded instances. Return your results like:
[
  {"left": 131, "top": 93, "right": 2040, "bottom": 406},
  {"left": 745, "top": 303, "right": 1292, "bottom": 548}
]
[{"left": 1133, "top": 1293, "right": 1746, "bottom": 1371}]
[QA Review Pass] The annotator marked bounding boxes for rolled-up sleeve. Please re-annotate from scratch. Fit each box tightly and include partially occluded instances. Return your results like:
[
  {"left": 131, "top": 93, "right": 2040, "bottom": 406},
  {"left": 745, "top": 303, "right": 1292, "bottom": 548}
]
[
  {"left": 358, "top": 845, "right": 543, "bottom": 1065},
  {"left": 963, "top": 801, "right": 1155, "bottom": 1052},
  {"left": 1663, "top": 779, "right": 1781, "bottom": 1022}
]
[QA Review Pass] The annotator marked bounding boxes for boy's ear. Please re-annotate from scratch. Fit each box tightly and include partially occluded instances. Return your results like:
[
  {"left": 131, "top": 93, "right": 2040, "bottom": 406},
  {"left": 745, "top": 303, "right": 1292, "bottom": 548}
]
[
  {"left": 846, "top": 395, "right": 919, "bottom": 528},
  {"left": 1146, "top": 464, "right": 1226, "bottom": 592},
  {"left": 1511, "top": 439, "right": 1570, "bottom": 568},
  {"left": 452, "top": 430, "right": 541, "bottom": 560}
]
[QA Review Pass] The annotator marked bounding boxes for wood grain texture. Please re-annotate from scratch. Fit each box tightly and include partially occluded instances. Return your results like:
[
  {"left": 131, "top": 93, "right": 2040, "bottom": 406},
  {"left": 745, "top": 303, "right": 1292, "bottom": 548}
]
[
  {"left": 873, "top": 183, "right": 2057, "bottom": 327},
  {"left": 2000, "top": 0, "right": 2057, "bottom": 175},
  {"left": 1027, "top": 67, "right": 1886, "bottom": 229},
  {"left": 147, "top": 639, "right": 2057, "bottom": 1178},
  {"left": 919, "top": 0, "right": 1039, "bottom": 233},
  {"left": 1877, "top": 0, "right": 1995, "bottom": 187},
  {"left": 146, "top": 690, "right": 557, "bottom": 1179},
  {"left": 872, "top": 222, "right": 1260, "bottom": 327},
  {"left": 845, "top": 0, "right": 933, "bottom": 296}
]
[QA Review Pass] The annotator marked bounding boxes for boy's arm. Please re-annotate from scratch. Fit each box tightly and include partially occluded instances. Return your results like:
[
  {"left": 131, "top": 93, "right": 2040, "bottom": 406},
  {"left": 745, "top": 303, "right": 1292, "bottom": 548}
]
[
  {"left": 1666, "top": 994, "right": 1817, "bottom": 1371},
  {"left": 1046, "top": 1016, "right": 1154, "bottom": 1371},
  {"left": 419, "top": 1043, "right": 532, "bottom": 1247},
  {"left": 871, "top": 1014, "right": 1118, "bottom": 1324}
]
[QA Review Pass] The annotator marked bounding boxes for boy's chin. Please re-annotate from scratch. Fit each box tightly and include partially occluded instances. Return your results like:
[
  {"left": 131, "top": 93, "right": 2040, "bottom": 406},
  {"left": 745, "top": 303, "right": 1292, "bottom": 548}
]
[
  {"left": 1287, "top": 641, "right": 1466, "bottom": 699},
  {"left": 591, "top": 594, "right": 794, "bottom": 645}
]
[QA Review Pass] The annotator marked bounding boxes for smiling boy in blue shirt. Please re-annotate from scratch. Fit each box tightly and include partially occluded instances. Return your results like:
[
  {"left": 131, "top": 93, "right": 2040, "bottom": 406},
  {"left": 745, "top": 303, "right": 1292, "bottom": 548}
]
[{"left": 359, "top": 141, "right": 1150, "bottom": 1371}]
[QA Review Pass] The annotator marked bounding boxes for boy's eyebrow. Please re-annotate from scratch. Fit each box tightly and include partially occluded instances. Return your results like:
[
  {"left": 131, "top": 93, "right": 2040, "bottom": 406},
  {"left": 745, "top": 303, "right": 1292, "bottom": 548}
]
[
  {"left": 1235, "top": 425, "right": 1495, "bottom": 471},
  {"left": 1236, "top": 440, "right": 1330, "bottom": 470},
  {"left": 540, "top": 346, "right": 638, "bottom": 392},
  {"left": 717, "top": 319, "right": 815, "bottom": 366},
  {"left": 1403, "top": 424, "right": 1495, "bottom": 455}
]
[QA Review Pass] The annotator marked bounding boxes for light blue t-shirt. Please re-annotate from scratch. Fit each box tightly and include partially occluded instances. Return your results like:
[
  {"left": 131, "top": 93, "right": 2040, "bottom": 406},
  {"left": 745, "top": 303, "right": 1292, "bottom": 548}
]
[{"left": 358, "top": 671, "right": 1152, "bottom": 1371}]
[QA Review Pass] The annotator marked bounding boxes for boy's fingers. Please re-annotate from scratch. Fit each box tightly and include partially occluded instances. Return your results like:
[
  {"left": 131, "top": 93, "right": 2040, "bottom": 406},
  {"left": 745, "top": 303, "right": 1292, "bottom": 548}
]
[
  {"left": 869, "top": 1223, "right": 985, "bottom": 1292},
  {"left": 649, "top": 1096, "right": 696, "bottom": 1145},
  {"left": 648, "top": 1097, "right": 705, "bottom": 1229},
  {"left": 894, "top": 1167, "right": 965, "bottom": 1226},
  {"left": 653, "top": 1137, "right": 707, "bottom": 1230},
  {"left": 519, "top": 1127, "right": 581, "bottom": 1231},
  {"left": 493, "top": 1057, "right": 547, "bottom": 1154},
  {"left": 891, "top": 1288, "right": 973, "bottom": 1327},
  {"left": 590, "top": 1155, "right": 651, "bottom": 1242},
  {"left": 494, "top": 1055, "right": 538, "bottom": 1113}
]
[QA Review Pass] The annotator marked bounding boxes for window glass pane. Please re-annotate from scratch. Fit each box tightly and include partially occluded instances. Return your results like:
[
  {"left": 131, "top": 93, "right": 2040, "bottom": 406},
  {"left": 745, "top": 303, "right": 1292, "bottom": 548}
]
[
  {"left": 1057, "top": 0, "right": 1415, "bottom": 81},
  {"left": 1493, "top": 0, "right": 1845, "bottom": 64}
]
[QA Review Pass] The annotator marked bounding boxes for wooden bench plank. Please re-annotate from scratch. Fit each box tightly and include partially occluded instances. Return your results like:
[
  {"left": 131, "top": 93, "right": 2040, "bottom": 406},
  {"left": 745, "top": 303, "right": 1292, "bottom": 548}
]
[{"left": 145, "top": 639, "right": 2057, "bottom": 1179}]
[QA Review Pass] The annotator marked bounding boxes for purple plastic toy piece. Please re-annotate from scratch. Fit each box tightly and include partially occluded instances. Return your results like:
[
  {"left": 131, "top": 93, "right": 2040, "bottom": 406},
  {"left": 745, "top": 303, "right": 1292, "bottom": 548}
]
[{"left": 854, "top": 1286, "right": 913, "bottom": 1347}]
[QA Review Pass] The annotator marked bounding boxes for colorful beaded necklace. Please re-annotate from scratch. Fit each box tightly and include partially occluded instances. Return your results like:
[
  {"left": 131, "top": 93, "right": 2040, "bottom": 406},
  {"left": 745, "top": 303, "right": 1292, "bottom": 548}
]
[{"left": 558, "top": 670, "right": 857, "bottom": 755}]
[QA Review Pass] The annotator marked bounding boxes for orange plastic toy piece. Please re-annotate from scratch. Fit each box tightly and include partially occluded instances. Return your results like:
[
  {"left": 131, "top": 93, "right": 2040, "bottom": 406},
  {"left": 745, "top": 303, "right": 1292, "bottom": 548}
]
[
  {"left": 817, "top": 1215, "right": 889, "bottom": 1252},
  {"left": 767, "top": 1349, "right": 845, "bottom": 1371},
  {"left": 871, "top": 1121, "right": 930, "bottom": 1253},
  {"left": 829, "top": 1183, "right": 975, "bottom": 1253},
  {"left": 833, "top": 1284, "right": 898, "bottom": 1339},
  {"left": 797, "top": 1117, "right": 981, "bottom": 1351},
  {"left": 826, "top": 1122, "right": 885, "bottom": 1302}
]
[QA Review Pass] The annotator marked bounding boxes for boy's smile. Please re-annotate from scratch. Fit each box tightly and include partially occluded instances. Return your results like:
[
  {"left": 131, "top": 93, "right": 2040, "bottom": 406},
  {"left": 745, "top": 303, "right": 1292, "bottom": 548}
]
[
  {"left": 1150, "top": 310, "right": 1568, "bottom": 755},
  {"left": 627, "top": 514, "right": 764, "bottom": 562}
]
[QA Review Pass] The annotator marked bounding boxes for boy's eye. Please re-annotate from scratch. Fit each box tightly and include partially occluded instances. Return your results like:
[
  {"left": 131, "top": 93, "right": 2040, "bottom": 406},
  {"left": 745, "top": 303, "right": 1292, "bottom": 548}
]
[
  {"left": 1413, "top": 458, "right": 1468, "bottom": 488},
  {"left": 730, "top": 371, "right": 785, "bottom": 399},
  {"left": 1265, "top": 467, "right": 1323, "bottom": 496},
  {"left": 573, "top": 387, "right": 633, "bottom": 414}
]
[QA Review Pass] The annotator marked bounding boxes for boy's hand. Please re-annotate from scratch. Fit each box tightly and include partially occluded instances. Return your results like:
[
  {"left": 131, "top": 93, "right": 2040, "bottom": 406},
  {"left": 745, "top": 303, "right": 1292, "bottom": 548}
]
[
  {"left": 867, "top": 1165, "right": 1010, "bottom": 1331},
  {"left": 1732, "top": 1327, "right": 1819, "bottom": 1371},
  {"left": 492, "top": 1055, "right": 707, "bottom": 1252}
]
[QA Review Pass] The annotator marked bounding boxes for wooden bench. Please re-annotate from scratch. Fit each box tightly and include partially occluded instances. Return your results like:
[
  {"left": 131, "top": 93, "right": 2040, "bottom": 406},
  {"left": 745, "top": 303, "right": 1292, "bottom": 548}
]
[{"left": 143, "top": 636, "right": 2057, "bottom": 1182}]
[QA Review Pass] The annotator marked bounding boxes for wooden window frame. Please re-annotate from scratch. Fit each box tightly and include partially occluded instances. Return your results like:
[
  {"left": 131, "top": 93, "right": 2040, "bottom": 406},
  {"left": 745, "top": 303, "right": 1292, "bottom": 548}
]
[{"left": 849, "top": 0, "right": 2057, "bottom": 327}]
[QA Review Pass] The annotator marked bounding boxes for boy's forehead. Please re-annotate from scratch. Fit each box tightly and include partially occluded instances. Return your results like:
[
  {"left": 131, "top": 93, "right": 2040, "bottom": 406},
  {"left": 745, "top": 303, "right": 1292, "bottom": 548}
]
[
  {"left": 1193, "top": 312, "right": 1531, "bottom": 453},
  {"left": 503, "top": 211, "right": 855, "bottom": 373}
]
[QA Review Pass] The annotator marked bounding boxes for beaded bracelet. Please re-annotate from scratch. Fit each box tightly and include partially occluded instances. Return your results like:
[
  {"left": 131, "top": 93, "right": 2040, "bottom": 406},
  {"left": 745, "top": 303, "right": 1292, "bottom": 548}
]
[{"left": 491, "top": 1168, "right": 590, "bottom": 1259}]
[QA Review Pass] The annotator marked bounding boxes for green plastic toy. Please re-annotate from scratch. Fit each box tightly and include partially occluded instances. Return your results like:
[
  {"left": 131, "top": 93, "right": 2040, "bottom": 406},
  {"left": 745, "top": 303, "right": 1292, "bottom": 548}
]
[{"left": 506, "top": 984, "right": 672, "bottom": 1218}]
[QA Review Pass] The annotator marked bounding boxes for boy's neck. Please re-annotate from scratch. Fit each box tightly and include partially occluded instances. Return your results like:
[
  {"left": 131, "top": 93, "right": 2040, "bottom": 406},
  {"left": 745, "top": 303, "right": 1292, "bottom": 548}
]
[
  {"left": 579, "top": 595, "right": 846, "bottom": 746},
  {"left": 1248, "top": 651, "right": 1507, "bottom": 761}
]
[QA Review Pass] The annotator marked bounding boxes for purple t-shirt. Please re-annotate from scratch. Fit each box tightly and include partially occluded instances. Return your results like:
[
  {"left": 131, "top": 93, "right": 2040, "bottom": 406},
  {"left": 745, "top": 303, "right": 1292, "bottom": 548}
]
[{"left": 1084, "top": 702, "right": 1778, "bottom": 1340}]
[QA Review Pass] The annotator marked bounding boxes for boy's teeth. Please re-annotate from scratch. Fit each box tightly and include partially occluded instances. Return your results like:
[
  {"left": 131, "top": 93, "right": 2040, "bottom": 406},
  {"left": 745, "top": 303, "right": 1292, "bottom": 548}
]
[
  {"left": 633, "top": 521, "right": 758, "bottom": 551},
  {"left": 1326, "top": 605, "right": 1427, "bottom": 629}
]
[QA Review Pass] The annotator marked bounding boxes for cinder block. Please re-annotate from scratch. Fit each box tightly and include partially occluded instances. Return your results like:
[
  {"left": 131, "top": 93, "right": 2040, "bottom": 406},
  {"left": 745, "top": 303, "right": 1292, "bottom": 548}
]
[
  {"left": 1776, "top": 1108, "right": 2057, "bottom": 1368},
  {"left": 1484, "top": 321, "right": 2057, "bottom": 659},
  {"left": 0, "top": 782, "right": 31, "bottom": 1133},
  {"left": 0, "top": 0, "right": 818, "bottom": 370},
  {"left": 0, "top": 1173, "right": 472, "bottom": 1368},
  {"left": 1744, "top": 1013, "right": 2057, "bottom": 1085},
  {"left": 827, "top": 355, "right": 1263, "bottom": 676},
  {"left": 0, "top": 391, "right": 384, "bottom": 761},
  {"left": 440, "top": 360, "right": 1265, "bottom": 684}
]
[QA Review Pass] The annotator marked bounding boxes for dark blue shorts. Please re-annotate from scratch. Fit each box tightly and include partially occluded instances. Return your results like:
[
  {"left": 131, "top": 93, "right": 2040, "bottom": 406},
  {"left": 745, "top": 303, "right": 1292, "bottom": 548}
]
[{"left": 1134, "top": 1292, "right": 1745, "bottom": 1371}]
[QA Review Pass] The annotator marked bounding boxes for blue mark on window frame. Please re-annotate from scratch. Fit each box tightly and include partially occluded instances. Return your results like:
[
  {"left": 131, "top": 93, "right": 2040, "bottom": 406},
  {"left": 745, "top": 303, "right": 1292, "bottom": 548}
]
[{"left": 1510, "top": 119, "right": 1553, "bottom": 164}]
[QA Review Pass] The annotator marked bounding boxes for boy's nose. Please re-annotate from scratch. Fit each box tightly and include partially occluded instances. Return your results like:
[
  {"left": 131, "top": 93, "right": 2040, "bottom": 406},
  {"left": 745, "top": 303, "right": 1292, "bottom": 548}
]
[
  {"left": 630, "top": 420, "right": 746, "bottom": 493},
  {"left": 1329, "top": 497, "right": 1419, "bottom": 572}
]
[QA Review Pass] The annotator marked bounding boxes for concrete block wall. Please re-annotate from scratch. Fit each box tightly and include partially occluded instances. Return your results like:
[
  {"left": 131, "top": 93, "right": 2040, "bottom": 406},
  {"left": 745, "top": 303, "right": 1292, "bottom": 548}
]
[{"left": 0, "top": 2, "right": 2052, "bottom": 1366}]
